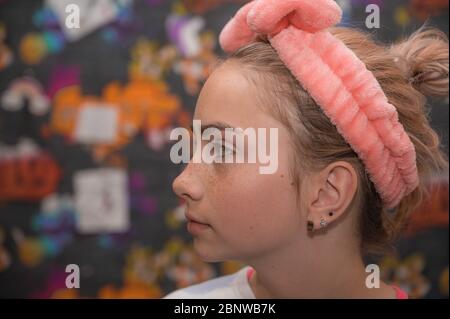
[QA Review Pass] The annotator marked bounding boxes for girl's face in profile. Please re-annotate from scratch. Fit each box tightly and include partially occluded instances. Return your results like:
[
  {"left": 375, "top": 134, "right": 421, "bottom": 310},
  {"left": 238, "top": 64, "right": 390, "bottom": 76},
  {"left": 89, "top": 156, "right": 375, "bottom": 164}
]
[{"left": 173, "top": 61, "right": 306, "bottom": 263}]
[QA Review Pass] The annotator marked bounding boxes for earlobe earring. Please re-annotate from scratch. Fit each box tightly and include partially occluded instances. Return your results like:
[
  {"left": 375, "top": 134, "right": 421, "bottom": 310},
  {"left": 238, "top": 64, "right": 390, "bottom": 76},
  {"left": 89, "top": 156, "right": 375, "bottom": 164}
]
[
  {"left": 308, "top": 213, "right": 333, "bottom": 232},
  {"left": 319, "top": 216, "right": 328, "bottom": 229}
]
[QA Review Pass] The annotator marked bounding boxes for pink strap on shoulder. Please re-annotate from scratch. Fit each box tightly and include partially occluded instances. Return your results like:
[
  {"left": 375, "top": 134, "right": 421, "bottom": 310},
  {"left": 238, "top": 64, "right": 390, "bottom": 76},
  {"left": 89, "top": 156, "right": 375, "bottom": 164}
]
[
  {"left": 219, "top": 0, "right": 419, "bottom": 209},
  {"left": 246, "top": 267, "right": 255, "bottom": 281},
  {"left": 392, "top": 285, "right": 409, "bottom": 299}
]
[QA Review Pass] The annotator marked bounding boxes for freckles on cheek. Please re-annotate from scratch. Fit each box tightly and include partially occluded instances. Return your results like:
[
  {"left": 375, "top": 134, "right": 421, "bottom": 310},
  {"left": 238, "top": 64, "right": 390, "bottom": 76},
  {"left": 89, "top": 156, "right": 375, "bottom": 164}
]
[{"left": 211, "top": 170, "right": 296, "bottom": 235}]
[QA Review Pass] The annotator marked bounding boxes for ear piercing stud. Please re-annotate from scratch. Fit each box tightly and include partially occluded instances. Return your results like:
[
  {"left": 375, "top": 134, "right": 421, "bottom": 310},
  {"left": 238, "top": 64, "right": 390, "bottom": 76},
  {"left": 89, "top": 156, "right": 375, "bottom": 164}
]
[
  {"left": 319, "top": 216, "right": 328, "bottom": 229},
  {"left": 308, "top": 212, "right": 333, "bottom": 231}
]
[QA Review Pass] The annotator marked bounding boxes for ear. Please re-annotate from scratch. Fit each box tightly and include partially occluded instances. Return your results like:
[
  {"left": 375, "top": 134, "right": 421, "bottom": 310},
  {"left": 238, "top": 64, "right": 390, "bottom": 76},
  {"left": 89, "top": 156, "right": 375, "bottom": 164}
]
[{"left": 307, "top": 161, "right": 358, "bottom": 231}]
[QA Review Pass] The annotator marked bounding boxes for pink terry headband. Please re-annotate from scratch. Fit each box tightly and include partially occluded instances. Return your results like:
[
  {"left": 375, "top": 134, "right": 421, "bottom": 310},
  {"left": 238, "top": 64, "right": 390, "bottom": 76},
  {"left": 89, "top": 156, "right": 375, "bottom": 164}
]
[{"left": 219, "top": 0, "right": 419, "bottom": 209}]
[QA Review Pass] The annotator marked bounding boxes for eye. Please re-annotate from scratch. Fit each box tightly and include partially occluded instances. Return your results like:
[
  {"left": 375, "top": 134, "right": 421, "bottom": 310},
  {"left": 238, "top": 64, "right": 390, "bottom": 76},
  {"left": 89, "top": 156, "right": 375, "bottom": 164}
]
[{"left": 217, "top": 141, "right": 235, "bottom": 159}]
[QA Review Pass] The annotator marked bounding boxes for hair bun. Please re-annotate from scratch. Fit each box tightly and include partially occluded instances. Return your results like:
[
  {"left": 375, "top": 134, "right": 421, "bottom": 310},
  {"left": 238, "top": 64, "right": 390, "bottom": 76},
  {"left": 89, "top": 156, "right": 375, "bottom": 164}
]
[{"left": 390, "top": 26, "right": 449, "bottom": 98}]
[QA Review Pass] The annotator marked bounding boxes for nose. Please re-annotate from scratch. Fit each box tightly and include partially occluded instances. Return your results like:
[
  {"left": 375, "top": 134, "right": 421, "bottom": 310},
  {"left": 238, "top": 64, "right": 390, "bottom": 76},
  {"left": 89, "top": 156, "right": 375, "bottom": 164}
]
[{"left": 172, "top": 163, "right": 204, "bottom": 203}]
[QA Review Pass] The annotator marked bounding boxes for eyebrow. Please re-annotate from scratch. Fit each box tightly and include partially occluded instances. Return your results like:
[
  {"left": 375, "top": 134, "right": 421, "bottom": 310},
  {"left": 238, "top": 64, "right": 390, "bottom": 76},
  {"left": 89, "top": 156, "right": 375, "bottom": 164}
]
[{"left": 190, "top": 122, "right": 236, "bottom": 134}]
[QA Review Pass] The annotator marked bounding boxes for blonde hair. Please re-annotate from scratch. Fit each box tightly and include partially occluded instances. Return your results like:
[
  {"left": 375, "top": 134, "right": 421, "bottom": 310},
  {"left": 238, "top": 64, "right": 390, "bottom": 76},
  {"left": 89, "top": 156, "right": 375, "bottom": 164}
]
[{"left": 225, "top": 26, "right": 449, "bottom": 255}]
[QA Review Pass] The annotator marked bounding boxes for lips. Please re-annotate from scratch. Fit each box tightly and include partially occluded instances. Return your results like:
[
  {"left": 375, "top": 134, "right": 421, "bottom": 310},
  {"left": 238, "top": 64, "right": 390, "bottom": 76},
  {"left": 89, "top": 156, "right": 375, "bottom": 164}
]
[
  {"left": 185, "top": 211, "right": 210, "bottom": 226},
  {"left": 185, "top": 211, "right": 211, "bottom": 234}
]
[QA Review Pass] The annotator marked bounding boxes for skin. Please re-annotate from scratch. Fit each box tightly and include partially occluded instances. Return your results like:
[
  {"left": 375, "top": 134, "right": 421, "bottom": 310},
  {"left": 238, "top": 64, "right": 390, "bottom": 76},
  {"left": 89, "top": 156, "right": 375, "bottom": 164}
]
[{"left": 172, "top": 60, "right": 397, "bottom": 299}]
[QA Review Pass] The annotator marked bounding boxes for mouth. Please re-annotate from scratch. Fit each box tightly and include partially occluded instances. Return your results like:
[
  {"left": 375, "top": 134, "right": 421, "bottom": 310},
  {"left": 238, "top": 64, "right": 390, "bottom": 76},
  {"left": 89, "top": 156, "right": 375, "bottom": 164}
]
[{"left": 185, "top": 212, "right": 211, "bottom": 234}]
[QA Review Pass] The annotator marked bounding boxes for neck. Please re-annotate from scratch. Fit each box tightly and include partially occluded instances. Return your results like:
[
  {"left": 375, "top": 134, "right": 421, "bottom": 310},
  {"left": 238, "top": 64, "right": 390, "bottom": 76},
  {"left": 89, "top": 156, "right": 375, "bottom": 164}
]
[{"left": 244, "top": 235, "right": 392, "bottom": 298}]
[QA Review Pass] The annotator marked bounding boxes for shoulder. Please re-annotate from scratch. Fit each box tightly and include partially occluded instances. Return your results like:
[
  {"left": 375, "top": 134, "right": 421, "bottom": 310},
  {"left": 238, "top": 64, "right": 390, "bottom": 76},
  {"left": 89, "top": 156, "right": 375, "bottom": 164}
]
[
  {"left": 163, "top": 266, "right": 254, "bottom": 299},
  {"left": 392, "top": 285, "right": 409, "bottom": 299}
]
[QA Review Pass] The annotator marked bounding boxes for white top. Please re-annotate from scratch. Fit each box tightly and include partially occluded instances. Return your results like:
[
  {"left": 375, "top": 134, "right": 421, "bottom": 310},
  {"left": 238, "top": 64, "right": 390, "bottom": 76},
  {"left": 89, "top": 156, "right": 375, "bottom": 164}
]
[{"left": 163, "top": 266, "right": 256, "bottom": 299}]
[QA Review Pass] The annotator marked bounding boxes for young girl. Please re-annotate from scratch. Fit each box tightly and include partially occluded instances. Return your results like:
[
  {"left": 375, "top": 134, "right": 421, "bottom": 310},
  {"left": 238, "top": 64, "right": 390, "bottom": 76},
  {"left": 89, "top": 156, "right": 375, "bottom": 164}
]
[{"left": 164, "top": 0, "right": 449, "bottom": 299}]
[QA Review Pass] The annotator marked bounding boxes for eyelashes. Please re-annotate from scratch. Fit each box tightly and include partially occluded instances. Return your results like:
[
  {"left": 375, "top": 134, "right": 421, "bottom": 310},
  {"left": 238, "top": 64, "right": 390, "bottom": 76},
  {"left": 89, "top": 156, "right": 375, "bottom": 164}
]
[
  {"left": 215, "top": 141, "right": 235, "bottom": 160},
  {"left": 190, "top": 134, "right": 236, "bottom": 162}
]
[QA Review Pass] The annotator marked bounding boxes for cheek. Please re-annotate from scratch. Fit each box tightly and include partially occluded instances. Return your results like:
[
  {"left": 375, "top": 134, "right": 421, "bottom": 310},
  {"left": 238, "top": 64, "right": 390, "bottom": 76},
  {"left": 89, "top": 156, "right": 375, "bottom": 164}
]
[{"left": 209, "top": 160, "right": 301, "bottom": 249}]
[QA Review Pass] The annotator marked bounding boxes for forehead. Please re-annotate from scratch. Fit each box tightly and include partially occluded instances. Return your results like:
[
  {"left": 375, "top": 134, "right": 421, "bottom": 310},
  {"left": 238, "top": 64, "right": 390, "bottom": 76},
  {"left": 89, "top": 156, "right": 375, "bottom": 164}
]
[{"left": 195, "top": 61, "right": 276, "bottom": 129}]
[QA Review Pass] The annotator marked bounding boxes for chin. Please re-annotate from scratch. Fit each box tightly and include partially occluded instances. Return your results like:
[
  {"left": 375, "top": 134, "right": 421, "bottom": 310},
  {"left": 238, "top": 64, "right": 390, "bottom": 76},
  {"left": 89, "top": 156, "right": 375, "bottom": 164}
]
[{"left": 192, "top": 239, "right": 227, "bottom": 263}]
